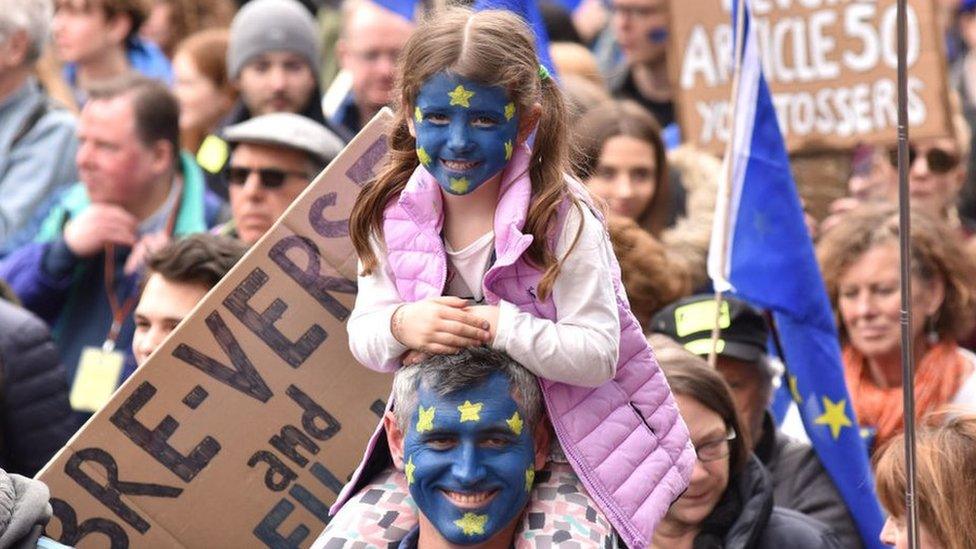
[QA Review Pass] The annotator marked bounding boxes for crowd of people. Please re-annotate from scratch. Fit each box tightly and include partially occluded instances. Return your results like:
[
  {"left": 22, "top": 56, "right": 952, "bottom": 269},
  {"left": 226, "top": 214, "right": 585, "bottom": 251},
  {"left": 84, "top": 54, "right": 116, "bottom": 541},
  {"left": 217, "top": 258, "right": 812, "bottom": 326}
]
[{"left": 1, "top": 0, "right": 976, "bottom": 547}]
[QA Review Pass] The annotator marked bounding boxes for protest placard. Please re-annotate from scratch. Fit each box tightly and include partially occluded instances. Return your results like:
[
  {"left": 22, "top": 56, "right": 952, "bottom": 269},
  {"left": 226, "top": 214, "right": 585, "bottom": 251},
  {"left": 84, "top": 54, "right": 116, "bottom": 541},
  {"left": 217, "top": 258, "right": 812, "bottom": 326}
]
[
  {"left": 668, "top": 0, "right": 952, "bottom": 153},
  {"left": 37, "top": 109, "right": 396, "bottom": 549}
]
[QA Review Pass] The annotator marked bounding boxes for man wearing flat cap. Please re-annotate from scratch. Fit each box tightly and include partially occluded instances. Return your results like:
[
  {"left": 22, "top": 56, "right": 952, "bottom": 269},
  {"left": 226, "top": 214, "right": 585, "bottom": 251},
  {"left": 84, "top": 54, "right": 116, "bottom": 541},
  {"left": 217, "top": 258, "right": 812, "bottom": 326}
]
[{"left": 216, "top": 112, "right": 344, "bottom": 245}]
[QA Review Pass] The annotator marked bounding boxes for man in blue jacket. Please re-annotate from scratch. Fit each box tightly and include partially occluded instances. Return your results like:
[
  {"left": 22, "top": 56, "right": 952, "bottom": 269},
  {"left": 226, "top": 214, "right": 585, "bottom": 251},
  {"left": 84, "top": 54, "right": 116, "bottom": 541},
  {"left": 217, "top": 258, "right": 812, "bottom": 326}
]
[{"left": 0, "top": 75, "right": 220, "bottom": 424}]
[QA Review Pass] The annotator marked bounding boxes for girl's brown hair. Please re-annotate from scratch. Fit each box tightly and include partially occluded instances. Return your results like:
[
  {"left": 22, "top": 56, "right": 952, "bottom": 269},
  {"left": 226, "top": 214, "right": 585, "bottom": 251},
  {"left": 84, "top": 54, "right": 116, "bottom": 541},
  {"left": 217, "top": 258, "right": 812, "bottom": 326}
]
[
  {"left": 874, "top": 413, "right": 976, "bottom": 549},
  {"left": 817, "top": 203, "right": 976, "bottom": 342},
  {"left": 574, "top": 99, "right": 671, "bottom": 236},
  {"left": 173, "top": 28, "right": 236, "bottom": 152},
  {"left": 349, "top": 7, "right": 578, "bottom": 300}
]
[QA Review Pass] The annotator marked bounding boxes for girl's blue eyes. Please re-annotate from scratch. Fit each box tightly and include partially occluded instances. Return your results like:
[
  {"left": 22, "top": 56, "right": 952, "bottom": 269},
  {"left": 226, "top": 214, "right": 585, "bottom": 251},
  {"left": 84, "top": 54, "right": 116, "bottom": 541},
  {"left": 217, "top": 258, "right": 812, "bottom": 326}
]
[{"left": 422, "top": 113, "right": 500, "bottom": 127}]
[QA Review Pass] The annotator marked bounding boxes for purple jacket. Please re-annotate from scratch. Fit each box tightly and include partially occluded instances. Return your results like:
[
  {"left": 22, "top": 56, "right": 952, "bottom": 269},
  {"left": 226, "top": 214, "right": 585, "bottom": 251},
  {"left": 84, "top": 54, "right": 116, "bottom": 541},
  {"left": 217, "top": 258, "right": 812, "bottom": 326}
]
[{"left": 335, "top": 144, "right": 694, "bottom": 548}]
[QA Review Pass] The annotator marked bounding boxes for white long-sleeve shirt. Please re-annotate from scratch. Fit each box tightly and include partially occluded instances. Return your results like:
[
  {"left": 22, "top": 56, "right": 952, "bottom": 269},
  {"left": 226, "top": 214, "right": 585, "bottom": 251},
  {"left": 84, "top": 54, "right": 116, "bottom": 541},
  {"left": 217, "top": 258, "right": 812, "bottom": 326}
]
[{"left": 346, "top": 204, "right": 620, "bottom": 387}]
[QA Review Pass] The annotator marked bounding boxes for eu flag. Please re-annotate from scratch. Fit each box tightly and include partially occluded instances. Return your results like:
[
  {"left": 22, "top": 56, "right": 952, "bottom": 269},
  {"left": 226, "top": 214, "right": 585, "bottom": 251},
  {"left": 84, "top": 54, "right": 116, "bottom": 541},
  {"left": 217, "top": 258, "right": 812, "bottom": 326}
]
[
  {"left": 371, "top": 0, "right": 418, "bottom": 21},
  {"left": 473, "top": 0, "right": 557, "bottom": 76},
  {"left": 706, "top": 2, "right": 885, "bottom": 546}
]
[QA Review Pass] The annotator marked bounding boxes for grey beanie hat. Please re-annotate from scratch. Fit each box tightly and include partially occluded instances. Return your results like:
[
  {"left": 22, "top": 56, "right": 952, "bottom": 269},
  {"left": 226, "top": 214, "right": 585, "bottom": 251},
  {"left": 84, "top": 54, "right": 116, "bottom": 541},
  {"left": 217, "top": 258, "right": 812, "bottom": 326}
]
[
  {"left": 223, "top": 113, "right": 345, "bottom": 165},
  {"left": 227, "top": 0, "right": 322, "bottom": 79}
]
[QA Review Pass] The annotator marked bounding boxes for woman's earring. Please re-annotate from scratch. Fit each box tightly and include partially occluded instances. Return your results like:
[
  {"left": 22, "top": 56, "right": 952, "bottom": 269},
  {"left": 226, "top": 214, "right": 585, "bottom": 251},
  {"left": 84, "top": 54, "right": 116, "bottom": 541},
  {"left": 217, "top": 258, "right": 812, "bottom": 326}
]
[{"left": 926, "top": 315, "right": 939, "bottom": 345}]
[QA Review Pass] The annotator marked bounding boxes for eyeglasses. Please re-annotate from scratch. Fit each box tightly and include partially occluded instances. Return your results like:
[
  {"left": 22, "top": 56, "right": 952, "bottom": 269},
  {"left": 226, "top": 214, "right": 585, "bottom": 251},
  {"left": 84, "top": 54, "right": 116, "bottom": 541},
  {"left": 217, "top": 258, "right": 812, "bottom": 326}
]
[
  {"left": 694, "top": 428, "right": 737, "bottom": 462},
  {"left": 887, "top": 145, "right": 960, "bottom": 174},
  {"left": 226, "top": 166, "right": 309, "bottom": 189}
]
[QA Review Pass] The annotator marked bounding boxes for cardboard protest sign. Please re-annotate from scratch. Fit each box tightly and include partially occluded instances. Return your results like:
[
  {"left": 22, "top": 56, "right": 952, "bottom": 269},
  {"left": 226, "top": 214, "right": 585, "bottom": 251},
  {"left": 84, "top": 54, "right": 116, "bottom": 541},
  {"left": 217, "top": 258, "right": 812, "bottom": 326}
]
[
  {"left": 38, "top": 109, "right": 396, "bottom": 548},
  {"left": 668, "top": 0, "right": 952, "bottom": 153}
]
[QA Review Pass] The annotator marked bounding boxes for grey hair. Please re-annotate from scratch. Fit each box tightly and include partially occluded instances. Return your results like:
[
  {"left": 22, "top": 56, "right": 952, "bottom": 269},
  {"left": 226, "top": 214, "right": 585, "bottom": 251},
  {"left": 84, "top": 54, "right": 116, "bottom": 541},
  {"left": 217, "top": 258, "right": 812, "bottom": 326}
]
[
  {"left": 392, "top": 347, "right": 543, "bottom": 433},
  {"left": 0, "top": 0, "right": 52, "bottom": 65}
]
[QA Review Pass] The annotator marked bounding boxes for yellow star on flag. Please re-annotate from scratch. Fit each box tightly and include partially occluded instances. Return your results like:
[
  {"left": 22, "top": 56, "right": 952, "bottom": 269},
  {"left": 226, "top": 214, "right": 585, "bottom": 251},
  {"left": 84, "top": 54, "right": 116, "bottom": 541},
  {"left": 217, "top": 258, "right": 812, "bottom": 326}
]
[
  {"left": 449, "top": 177, "right": 470, "bottom": 194},
  {"left": 788, "top": 374, "right": 802, "bottom": 404},
  {"left": 504, "top": 140, "right": 513, "bottom": 160},
  {"left": 416, "top": 405, "right": 435, "bottom": 433},
  {"left": 506, "top": 411, "right": 523, "bottom": 435},
  {"left": 448, "top": 85, "right": 475, "bottom": 108},
  {"left": 504, "top": 102, "right": 515, "bottom": 121},
  {"left": 417, "top": 147, "right": 431, "bottom": 166},
  {"left": 525, "top": 468, "right": 535, "bottom": 492},
  {"left": 415, "top": 106, "right": 423, "bottom": 123},
  {"left": 458, "top": 400, "right": 483, "bottom": 422},
  {"left": 405, "top": 455, "right": 416, "bottom": 484},
  {"left": 814, "top": 396, "right": 853, "bottom": 440},
  {"left": 454, "top": 513, "right": 488, "bottom": 536}
]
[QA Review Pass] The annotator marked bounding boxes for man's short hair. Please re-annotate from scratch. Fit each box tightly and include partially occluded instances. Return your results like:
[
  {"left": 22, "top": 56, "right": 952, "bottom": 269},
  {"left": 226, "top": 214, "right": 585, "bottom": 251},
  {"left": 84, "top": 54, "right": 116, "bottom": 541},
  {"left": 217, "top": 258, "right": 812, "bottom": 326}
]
[
  {"left": 145, "top": 234, "right": 246, "bottom": 290},
  {"left": 87, "top": 73, "right": 180, "bottom": 159},
  {"left": 55, "top": 0, "right": 148, "bottom": 42},
  {"left": 0, "top": 0, "right": 52, "bottom": 65},
  {"left": 392, "top": 348, "right": 543, "bottom": 433}
]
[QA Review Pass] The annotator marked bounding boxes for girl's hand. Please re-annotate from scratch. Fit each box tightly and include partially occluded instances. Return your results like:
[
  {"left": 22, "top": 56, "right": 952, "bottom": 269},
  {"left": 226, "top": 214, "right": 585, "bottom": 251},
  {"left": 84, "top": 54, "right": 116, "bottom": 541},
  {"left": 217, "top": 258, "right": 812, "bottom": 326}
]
[
  {"left": 391, "top": 297, "right": 492, "bottom": 354},
  {"left": 463, "top": 305, "right": 499, "bottom": 343}
]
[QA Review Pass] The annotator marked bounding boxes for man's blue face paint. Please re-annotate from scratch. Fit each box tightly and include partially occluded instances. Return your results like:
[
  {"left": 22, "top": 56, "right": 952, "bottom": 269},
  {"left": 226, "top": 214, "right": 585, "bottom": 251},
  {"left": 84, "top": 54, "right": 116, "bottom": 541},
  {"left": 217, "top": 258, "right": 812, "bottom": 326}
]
[
  {"left": 413, "top": 72, "right": 519, "bottom": 195},
  {"left": 403, "top": 372, "right": 536, "bottom": 545},
  {"left": 649, "top": 27, "right": 668, "bottom": 44}
]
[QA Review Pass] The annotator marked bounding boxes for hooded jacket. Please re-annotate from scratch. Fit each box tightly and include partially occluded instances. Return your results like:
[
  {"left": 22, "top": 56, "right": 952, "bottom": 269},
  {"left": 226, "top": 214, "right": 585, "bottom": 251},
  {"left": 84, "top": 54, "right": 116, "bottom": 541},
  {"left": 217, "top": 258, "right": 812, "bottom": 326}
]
[
  {"left": 334, "top": 143, "right": 695, "bottom": 548},
  {"left": 693, "top": 456, "right": 841, "bottom": 549}
]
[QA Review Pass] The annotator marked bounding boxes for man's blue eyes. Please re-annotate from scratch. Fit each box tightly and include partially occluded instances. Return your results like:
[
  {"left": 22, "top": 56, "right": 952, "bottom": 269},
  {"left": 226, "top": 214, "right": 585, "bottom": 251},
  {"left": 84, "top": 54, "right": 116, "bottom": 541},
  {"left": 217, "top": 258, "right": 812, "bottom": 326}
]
[{"left": 421, "top": 435, "right": 514, "bottom": 449}]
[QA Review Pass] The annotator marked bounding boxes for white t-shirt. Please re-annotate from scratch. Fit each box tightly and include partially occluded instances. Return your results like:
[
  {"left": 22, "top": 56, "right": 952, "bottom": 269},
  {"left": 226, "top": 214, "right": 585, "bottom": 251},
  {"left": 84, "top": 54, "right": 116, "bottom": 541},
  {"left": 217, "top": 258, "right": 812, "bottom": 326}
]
[
  {"left": 346, "top": 204, "right": 621, "bottom": 387},
  {"left": 444, "top": 231, "right": 495, "bottom": 304}
]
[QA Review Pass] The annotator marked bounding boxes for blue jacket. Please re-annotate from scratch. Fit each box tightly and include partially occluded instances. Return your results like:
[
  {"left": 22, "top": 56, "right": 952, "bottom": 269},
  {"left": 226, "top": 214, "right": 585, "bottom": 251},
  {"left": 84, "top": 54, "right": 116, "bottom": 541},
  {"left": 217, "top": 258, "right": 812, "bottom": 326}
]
[
  {"left": 0, "top": 78, "right": 77, "bottom": 246},
  {"left": 0, "top": 153, "right": 221, "bottom": 415}
]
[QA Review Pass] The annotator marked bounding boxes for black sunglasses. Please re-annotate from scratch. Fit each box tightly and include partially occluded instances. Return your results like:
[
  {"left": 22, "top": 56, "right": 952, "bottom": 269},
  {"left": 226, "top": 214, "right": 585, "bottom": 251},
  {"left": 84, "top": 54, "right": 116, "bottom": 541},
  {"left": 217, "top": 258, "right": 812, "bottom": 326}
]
[
  {"left": 226, "top": 166, "right": 309, "bottom": 189},
  {"left": 887, "top": 145, "right": 960, "bottom": 174}
]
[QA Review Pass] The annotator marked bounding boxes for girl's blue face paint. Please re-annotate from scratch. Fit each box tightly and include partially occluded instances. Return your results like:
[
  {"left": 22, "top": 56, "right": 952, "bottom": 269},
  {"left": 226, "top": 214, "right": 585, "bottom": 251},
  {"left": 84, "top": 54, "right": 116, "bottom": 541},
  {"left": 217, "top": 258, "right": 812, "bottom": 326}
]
[
  {"left": 403, "top": 372, "right": 535, "bottom": 545},
  {"left": 413, "top": 72, "right": 519, "bottom": 196},
  {"left": 649, "top": 27, "right": 668, "bottom": 44}
]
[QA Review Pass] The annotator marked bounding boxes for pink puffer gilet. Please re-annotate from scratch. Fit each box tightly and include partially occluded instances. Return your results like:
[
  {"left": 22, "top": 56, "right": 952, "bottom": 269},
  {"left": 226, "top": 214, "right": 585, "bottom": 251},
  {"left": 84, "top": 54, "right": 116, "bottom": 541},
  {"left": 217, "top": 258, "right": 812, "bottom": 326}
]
[{"left": 334, "top": 143, "right": 694, "bottom": 548}]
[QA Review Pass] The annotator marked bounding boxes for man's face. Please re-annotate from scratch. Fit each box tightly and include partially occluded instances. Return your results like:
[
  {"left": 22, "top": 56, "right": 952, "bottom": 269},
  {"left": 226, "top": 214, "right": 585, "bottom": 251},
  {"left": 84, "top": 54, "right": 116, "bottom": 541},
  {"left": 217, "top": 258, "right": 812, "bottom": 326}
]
[
  {"left": 133, "top": 273, "right": 209, "bottom": 366},
  {"left": 339, "top": 4, "right": 413, "bottom": 116},
  {"left": 714, "top": 356, "right": 768, "bottom": 448},
  {"left": 237, "top": 51, "right": 317, "bottom": 116},
  {"left": 610, "top": 0, "right": 669, "bottom": 66},
  {"left": 411, "top": 72, "right": 519, "bottom": 196},
  {"left": 76, "top": 95, "right": 166, "bottom": 209},
  {"left": 53, "top": 0, "right": 125, "bottom": 64},
  {"left": 399, "top": 372, "right": 538, "bottom": 545},
  {"left": 228, "top": 142, "right": 314, "bottom": 244}
]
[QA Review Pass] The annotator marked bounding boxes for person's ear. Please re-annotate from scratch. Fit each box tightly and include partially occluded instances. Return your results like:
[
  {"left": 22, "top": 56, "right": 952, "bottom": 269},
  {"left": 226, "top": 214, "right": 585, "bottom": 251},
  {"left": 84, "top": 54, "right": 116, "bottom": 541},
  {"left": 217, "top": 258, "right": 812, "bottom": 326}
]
[
  {"left": 923, "top": 276, "right": 946, "bottom": 318},
  {"left": 106, "top": 13, "right": 133, "bottom": 46},
  {"left": 337, "top": 38, "right": 349, "bottom": 69},
  {"left": 531, "top": 415, "right": 550, "bottom": 470},
  {"left": 148, "top": 140, "right": 174, "bottom": 176},
  {"left": 0, "top": 30, "right": 28, "bottom": 68},
  {"left": 384, "top": 411, "right": 406, "bottom": 469},
  {"left": 516, "top": 103, "right": 542, "bottom": 146}
]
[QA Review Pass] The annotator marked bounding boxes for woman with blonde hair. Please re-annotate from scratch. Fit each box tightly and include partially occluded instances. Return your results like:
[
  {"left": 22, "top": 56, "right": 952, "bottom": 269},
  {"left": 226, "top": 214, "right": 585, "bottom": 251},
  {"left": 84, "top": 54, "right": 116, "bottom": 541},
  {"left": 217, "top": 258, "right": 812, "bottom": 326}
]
[
  {"left": 817, "top": 204, "right": 976, "bottom": 453},
  {"left": 874, "top": 413, "right": 976, "bottom": 548}
]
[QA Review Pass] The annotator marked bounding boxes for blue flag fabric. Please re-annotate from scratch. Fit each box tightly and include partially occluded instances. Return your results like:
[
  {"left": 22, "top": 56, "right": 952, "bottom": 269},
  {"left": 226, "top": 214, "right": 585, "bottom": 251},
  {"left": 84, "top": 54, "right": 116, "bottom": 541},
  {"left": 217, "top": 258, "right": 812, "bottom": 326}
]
[
  {"left": 707, "top": 2, "right": 885, "bottom": 547},
  {"left": 473, "top": 0, "right": 557, "bottom": 76}
]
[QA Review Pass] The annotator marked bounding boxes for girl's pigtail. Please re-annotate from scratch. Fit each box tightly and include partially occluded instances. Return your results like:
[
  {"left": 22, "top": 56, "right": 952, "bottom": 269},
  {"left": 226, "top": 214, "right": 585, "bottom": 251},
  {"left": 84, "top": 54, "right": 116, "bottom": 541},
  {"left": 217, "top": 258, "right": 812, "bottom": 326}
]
[
  {"left": 349, "top": 116, "right": 420, "bottom": 275},
  {"left": 525, "top": 73, "right": 585, "bottom": 301}
]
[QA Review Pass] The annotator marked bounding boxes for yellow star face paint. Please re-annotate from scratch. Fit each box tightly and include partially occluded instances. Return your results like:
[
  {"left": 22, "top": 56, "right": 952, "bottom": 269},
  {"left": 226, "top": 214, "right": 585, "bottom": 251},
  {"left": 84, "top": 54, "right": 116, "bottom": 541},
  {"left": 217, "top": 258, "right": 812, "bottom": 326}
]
[
  {"left": 405, "top": 455, "right": 416, "bottom": 484},
  {"left": 447, "top": 84, "right": 475, "bottom": 107},
  {"left": 504, "top": 140, "right": 513, "bottom": 161},
  {"left": 417, "top": 146, "right": 432, "bottom": 166},
  {"left": 506, "top": 411, "right": 523, "bottom": 435},
  {"left": 524, "top": 468, "right": 535, "bottom": 492},
  {"left": 449, "top": 177, "right": 470, "bottom": 194},
  {"left": 504, "top": 102, "right": 515, "bottom": 121},
  {"left": 454, "top": 513, "right": 488, "bottom": 536},
  {"left": 457, "top": 400, "right": 483, "bottom": 422},
  {"left": 415, "top": 106, "right": 423, "bottom": 123},
  {"left": 416, "top": 405, "right": 435, "bottom": 433}
]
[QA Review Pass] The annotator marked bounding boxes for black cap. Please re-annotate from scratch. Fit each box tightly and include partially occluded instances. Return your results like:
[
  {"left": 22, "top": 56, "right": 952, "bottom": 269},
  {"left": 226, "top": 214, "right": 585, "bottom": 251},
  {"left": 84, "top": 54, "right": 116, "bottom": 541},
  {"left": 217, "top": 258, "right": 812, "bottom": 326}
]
[{"left": 650, "top": 295, "right": 768, "bottom": 362}]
